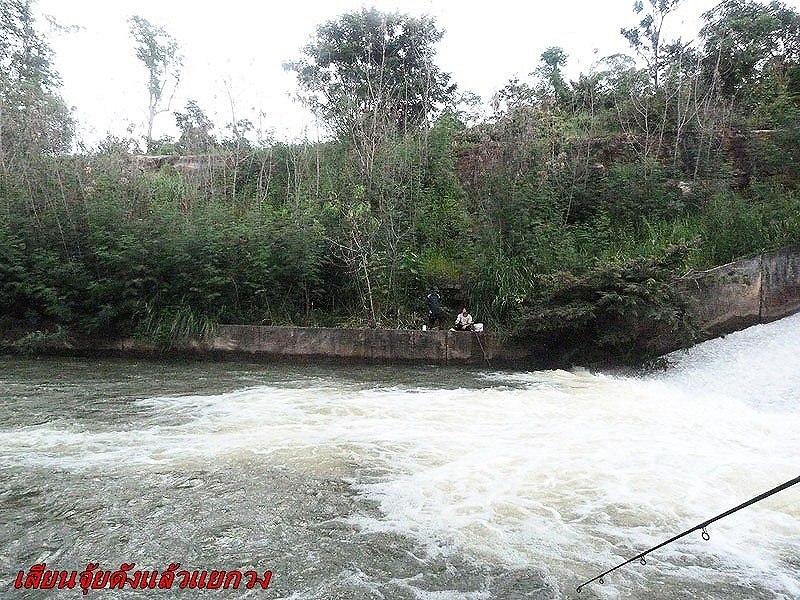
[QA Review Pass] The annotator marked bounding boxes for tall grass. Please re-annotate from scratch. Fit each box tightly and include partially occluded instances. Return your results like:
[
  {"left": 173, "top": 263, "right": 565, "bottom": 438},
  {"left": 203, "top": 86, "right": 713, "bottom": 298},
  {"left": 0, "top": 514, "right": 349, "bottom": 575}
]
[{"left": 136, "top": 304, "right": 218, "bottom": 347}]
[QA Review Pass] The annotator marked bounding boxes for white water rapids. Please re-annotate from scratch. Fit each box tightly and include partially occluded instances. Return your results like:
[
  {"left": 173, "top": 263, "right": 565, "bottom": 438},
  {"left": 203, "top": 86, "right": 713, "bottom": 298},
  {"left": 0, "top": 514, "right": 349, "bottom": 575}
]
[{"left": 1, "top": 313, "right": 799, "bottom": 599}]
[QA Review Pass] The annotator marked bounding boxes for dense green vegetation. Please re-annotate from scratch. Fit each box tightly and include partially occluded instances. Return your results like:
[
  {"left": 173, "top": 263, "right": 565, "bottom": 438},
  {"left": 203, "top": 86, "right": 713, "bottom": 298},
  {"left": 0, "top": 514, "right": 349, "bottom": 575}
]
[{"left": 2, "top": 0, "right": 800, "bottom": 362}]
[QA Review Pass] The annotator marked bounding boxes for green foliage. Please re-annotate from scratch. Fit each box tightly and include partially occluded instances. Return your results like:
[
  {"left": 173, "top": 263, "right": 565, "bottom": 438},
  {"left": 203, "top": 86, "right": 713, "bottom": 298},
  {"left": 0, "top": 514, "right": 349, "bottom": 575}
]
[
  {"left": 533, "top": 47, "right": 570, "bottom": 104},
  {"left": 0, "top": 0, "right": 73, "bottom": 163},
  {"left": 620, "top": 0, "right": 683, "bottom": 87},
  {"left": 174, "top": 100, "right": 217, "bottom": 154},
  {"left": 135, "top": 305, "right": 217, "bottom": 347},
  {"left": 401, "top": 249, "right": 460, "bottom": 293},
  {"left": 466, "top": 256, "right": 535, "bottom": 328},
  {"left": 0, "top": 226, "right": 30, "bottom": 318},
  {"left": 593, "top": 163, "right": 685, "bottom": 223},
  {"left": 286, "top": 8, "right": 453, "bottom": 135},
  {"left": 513, "top": 245, "right": 698, "bottom": 365},
  {"left": 9, "top": 326, "right": 70, "bottom": 356},
  {"left": 128, "top": 15, "right": 183, "bottom": 150},
  {"left": 700, "top": 0, "right": 800, "bottom": 102},
  {"left": 700, "top": 183, "right": 800, "bottom": 264}
]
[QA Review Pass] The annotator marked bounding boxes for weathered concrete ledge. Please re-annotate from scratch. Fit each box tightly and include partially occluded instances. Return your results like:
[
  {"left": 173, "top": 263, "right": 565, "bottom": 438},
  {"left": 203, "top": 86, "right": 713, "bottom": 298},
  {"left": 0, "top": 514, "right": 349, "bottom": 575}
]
[
  {"left": 680, "top": 244, "right": 800, "bottom": 339},
  {"left": 210, "top": 325, "right": 525, "bottom": 366}
]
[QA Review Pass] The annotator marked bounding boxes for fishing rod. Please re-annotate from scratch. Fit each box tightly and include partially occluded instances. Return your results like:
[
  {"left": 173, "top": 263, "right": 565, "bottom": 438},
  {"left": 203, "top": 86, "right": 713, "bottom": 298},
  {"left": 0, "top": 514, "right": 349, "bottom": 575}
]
[
  {"left": 472, "top": 329, "right": 491, "bottom": 367},
  {"left": 576, "top": 473, "right": 800, "bottom": 593}
]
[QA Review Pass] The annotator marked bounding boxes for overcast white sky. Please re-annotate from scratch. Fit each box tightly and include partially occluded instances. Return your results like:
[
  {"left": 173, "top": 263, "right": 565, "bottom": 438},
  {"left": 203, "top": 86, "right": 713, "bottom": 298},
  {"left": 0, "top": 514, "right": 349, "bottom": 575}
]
[{"left": 34, "top": 0, "right": 794, "bottom": 148}]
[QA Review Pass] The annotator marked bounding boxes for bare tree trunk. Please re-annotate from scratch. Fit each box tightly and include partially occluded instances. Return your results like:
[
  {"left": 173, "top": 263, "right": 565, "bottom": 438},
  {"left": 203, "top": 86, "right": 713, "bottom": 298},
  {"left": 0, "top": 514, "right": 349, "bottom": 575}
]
[
  {"left": 223, "top": 79, "right": 241, "bottom": 203},
  {"left": 258, "top": 147, "right": 273, "bottom": 204},
  {"left": 362, "top": 257, "right": 376, "bottom": 327}
]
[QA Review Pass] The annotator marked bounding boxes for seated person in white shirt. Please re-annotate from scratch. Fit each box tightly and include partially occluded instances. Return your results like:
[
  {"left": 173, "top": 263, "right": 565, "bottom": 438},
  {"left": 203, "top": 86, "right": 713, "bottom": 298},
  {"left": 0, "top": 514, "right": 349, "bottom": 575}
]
[{"left": 452, "top": 307, "right": 474, "bottom": 331}]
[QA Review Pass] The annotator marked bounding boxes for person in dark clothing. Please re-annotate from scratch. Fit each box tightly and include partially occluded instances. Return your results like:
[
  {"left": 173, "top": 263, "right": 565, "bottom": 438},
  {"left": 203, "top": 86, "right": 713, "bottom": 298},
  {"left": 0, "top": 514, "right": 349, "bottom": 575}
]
[{"left": 426, "top": 289, "right": 443, "bottom": 329}]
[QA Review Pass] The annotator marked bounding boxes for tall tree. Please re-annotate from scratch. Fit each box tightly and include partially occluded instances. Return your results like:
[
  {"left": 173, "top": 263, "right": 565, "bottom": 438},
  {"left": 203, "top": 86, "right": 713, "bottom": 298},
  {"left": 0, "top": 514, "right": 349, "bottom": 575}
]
[
  {"left": 700, "top": 0, "right": 800, "bottom": 102},
  {"left": 286, "top": 8, "right": 454, "bottom": 209},
  {"left": 174, "top": 99, "right": 216, "bottom": 154},
  {"left": 533, "top": 46, "right": 570, "bottom": 105},
  {"left": 287, "top": 8, "right": 453, "bottom": 135},
  {"left": 0, "top": 0, "right": 73, "bottom": 168},
  {"left": 128, "top": 15, "right": 182, "bottom": 153},
  {"left": 621, "top": 0, "right": 684, "bottom": 89}
]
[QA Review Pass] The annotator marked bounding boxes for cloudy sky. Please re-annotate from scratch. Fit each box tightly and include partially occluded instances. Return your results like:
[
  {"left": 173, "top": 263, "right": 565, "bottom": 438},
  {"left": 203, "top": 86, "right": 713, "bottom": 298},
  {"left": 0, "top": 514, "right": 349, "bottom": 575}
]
[{"left": 34, "top": 0, "right": 783, "bottom": 148}]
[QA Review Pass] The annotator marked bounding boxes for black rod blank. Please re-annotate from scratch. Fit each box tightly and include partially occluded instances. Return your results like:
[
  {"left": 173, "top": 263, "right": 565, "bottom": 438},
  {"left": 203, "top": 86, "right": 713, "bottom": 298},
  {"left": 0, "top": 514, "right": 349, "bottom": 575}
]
[{"left": 576, "top": 474, "right": 800, "bottom": 593}]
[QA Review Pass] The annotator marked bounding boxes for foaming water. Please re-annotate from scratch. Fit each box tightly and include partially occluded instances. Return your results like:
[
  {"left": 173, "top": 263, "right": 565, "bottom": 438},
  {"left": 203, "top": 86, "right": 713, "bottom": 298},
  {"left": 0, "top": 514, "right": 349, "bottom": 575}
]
[{"left": 1, "top": 316, "right": 799, "bottom": 598}]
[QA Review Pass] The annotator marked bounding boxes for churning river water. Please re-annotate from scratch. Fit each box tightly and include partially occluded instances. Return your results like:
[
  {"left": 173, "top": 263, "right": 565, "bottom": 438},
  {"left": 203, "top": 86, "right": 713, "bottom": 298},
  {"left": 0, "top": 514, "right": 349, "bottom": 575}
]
[{"left": 1, "top": 313, "right": 799, "bottom": 599}]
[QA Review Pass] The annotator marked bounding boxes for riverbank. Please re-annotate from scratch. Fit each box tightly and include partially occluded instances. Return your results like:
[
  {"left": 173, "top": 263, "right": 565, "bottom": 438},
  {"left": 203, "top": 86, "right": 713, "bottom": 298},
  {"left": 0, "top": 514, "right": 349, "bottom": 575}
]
[{"left": 3, "top": 246, "right": 799, "bottom": 367}]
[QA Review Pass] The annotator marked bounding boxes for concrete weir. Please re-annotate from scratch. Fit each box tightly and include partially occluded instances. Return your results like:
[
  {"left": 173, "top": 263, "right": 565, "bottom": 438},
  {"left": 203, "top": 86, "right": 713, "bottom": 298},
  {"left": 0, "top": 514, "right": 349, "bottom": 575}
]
[
  {"left": 212, "top": 325, "right": 510, "bottom": 366},
  {"left": 681, "top": 245, "right": 800, "bottom": 338}
]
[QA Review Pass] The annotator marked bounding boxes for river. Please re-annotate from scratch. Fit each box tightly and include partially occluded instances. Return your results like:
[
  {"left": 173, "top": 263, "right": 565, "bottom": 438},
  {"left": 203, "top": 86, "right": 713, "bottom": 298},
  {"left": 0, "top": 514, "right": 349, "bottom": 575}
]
[{"left": 1, "top": 313, "right": 799, "bottom": 599}]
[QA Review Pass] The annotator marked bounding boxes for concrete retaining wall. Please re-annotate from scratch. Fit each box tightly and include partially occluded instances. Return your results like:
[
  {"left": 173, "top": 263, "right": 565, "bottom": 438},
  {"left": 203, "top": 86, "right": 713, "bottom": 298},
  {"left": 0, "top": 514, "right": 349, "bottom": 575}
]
[
  {"left": 760, "top": 245, "right": 800, "bottom": 322},
  {"left": 211, "top": 325, "right": 529, "bottom": 365},
  {"left": 680, "top": 256, "right": 763, "bottom": 336},
  {"left": 682, "top": 244, "right": 800, "bottom": 339},
  {"left": 215, "top": 325, "right": 450, "bottom": 364}
]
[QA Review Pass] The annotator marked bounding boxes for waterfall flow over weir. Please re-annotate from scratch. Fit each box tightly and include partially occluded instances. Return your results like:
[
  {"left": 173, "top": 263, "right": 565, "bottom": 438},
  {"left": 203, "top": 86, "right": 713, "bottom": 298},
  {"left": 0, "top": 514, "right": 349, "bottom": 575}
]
[{"left": 1, "top": 312, "right": 799, "bottom": 599}]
